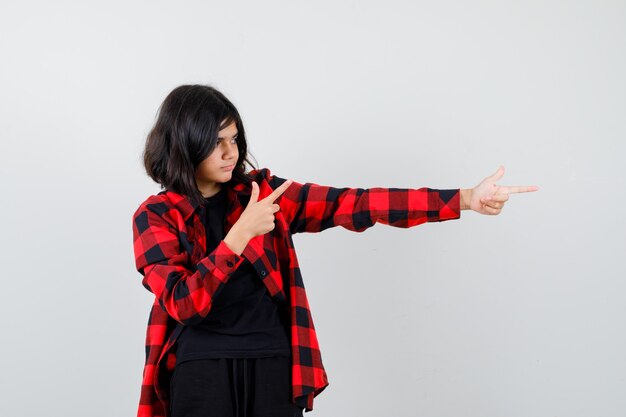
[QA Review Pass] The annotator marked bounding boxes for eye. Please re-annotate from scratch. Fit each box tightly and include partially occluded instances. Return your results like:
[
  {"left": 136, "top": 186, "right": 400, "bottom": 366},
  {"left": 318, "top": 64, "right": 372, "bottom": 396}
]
[{"left": 213, "top": 137, "right": 238, "bottom": 149}]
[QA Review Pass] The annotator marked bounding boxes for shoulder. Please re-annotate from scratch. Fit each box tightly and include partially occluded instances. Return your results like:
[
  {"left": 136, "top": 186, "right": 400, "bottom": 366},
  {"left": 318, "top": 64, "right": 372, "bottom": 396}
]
[
  {"left": 249, "top": 167, "right": 288, "bottom": 189},
  {"left": 249, "top": 167, "right": 271, "bottom": 181},
  {"left": 133, "top": 192, "right": 171, "bottom": 216},
  {"left": 131, "top": 191, "right": 184, "bottom": 230}
]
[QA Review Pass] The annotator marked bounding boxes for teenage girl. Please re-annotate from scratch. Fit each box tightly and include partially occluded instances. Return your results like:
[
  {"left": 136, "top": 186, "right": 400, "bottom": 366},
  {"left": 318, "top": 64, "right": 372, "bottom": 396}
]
[{"left": 132, "top": 84, "right": 538, "bottom": 417}]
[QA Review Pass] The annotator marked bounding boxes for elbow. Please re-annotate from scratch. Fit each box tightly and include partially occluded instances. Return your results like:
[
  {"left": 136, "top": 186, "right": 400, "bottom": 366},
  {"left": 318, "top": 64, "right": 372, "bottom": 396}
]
[
  {"left": 158, "top": 297, "right": 212, "bottom": 327},
  {"left": 143, "top": 267, "right": 220, "bottom": 326},
  {"left": 178, "top": 312, "right": 207, "bottom": 327}
]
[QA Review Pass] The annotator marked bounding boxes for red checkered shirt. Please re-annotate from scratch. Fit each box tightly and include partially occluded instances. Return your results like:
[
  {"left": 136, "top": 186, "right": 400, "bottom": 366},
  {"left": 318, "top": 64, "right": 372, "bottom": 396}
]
[{"left": 132, "top": 167, "right": 461, "bottom": 416}]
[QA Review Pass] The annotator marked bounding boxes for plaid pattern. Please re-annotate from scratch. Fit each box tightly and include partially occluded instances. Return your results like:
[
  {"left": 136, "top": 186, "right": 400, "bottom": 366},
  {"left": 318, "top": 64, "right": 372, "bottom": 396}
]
[{"left": 132, "top": 167, "right": 461, "bottom": 417}]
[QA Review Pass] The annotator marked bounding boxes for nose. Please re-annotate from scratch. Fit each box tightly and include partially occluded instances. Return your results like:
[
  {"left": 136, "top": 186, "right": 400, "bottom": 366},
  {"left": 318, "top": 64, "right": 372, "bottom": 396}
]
[{"left": 222, "top": 141, "right": 238, "bottom": 160}]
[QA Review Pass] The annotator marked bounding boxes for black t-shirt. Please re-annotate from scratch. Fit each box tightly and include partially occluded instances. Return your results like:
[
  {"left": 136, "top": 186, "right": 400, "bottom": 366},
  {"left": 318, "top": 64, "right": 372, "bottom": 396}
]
[{"left": 175, "top": 187, "right": 292, "bottom": 364}]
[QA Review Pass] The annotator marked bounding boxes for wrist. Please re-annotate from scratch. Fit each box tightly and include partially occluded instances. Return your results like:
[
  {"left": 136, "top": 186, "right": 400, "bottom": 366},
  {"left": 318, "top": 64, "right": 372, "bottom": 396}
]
[
  {"left": 224, "top": 225, "right": 252, "bottom": 256},
  {"left": 460, "top": 189, "right": 472, "bottom": 210}
]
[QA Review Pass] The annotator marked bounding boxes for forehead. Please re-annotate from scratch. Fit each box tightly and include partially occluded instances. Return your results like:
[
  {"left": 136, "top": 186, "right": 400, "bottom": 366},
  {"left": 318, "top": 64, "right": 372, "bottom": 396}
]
[{"left": 218, "top": 120, "right": 238, "bottom": 138}]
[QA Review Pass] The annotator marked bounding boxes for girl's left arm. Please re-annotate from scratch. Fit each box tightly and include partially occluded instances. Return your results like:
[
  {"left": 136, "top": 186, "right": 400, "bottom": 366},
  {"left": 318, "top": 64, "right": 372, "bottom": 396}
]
[{"left": 259, "top": 168, "right": 462, "bottom": 234}]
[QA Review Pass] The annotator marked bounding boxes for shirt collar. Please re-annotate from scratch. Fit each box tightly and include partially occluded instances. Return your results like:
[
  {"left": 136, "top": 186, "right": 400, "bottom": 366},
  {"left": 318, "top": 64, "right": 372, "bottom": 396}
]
[{"left": 158, "top": 180, "right": 253, "bottom": 223}]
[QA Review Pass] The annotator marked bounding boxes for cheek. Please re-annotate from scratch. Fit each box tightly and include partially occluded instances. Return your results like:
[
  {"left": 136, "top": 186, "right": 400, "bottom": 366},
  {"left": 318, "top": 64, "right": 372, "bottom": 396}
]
[
  {"left": 207, "top": 153, "right": 222, "bottom": 167},
  {"left": 197, "top": 156, "right": 217, "bottom": 174}
]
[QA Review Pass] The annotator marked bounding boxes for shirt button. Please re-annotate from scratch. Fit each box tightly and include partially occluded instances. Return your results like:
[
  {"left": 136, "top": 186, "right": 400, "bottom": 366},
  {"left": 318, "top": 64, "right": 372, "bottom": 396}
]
[
  {"left": 226, "top": 261, "right": 234, "bottom": 267},
  {"left": 260, "top": 270, "right": 267, "bottom": 277}
]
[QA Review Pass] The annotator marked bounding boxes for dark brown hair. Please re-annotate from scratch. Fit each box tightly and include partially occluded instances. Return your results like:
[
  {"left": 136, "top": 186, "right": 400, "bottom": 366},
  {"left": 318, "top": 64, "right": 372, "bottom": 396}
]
[{"left": 142, "top": 84, "right": 258, "bottom": 207}]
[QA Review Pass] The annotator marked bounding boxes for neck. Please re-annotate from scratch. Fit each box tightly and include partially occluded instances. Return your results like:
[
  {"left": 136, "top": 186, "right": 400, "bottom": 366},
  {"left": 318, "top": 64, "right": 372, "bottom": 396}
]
[{"left": 201, "top": 184, "right": 222, "bottom": 198}]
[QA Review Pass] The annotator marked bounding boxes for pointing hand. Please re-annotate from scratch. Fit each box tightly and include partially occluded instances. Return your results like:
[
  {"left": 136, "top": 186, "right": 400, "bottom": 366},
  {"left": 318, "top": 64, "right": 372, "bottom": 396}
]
[
  {"left": 467, "top": 166, "right": 539, "bottom": 215},
  {"left": 235, "top": 179, "right": 294, "bottom": 238}
]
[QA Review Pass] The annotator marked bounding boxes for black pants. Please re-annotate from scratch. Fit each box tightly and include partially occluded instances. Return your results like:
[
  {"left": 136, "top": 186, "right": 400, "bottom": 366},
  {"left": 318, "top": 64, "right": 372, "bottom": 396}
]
[{"left": 170, "top": 356, "right": 304, "bottom": 417}]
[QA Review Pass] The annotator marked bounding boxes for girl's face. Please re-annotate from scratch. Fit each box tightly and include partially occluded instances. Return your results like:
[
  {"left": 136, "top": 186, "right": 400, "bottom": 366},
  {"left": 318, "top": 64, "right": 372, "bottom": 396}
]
[{"left": 195, "top": 120, "right": 239, "bottom": 198}]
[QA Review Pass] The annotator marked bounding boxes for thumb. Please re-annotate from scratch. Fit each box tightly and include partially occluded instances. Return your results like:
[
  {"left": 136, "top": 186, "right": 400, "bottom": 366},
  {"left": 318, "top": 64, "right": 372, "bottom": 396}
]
[
  {"left": 490, "top": 165, "right": 505, "bottom": 181},
  {"left": 248, "top": 181, "right": 259, "bottom": 205}
]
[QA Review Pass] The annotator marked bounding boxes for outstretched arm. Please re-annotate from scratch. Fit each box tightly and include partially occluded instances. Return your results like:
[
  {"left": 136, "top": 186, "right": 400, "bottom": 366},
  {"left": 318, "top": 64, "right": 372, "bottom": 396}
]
[
  {"left": 262, "top": 165, "right": 538, "bottom": 235},
  {"left": 259, "top": 168, "right": 462, "bottom": 234}
]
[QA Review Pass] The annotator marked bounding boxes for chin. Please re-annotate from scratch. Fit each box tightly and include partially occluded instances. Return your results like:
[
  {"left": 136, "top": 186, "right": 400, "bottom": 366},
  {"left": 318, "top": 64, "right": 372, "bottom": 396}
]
[{"left": 219, "top": 172, "right": 233, "bottom": 180}]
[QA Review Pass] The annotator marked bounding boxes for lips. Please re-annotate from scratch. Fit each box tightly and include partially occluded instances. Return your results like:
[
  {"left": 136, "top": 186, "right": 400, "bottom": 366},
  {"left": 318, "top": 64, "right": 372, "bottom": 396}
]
[{"left": 222, "top": 164, "right": 235, "bottom": 170}]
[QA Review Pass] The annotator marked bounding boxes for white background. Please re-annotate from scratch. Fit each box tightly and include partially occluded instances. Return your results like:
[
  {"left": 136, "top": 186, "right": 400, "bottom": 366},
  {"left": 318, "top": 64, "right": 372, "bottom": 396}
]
[{"left": 1, "top": 1, "right": 624, "bottom": 416}]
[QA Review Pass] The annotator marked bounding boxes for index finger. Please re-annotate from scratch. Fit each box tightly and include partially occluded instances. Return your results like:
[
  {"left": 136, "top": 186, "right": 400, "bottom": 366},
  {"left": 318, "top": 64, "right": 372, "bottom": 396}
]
[
  {"left": 501, "top": 185, "right": 539, "bottom": 194},
  {"left": 263, "top": 179, "right": 294, "bottom": 203}
]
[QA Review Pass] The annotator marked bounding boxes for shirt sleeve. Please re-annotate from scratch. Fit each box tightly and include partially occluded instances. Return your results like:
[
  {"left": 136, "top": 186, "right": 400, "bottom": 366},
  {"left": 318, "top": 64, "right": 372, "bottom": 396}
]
[
  {"left": 132, "top": 203, "right": 246, "bottom": 325},
  {"left": 263, "top": 168, "right": 461, "bottom": 234}
]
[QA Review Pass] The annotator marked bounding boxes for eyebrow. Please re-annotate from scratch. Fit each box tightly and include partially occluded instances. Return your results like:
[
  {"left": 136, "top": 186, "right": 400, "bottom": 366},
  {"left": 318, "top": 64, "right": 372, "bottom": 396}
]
[{"left": 217, "top": 132, "right": 239, "bottom": 139}]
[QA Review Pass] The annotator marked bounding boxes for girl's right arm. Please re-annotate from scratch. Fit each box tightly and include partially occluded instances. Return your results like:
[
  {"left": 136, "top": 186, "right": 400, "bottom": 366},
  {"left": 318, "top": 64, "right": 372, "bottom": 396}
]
[{"left": 132, "top": 203, "right": 246, "bottom": 326}]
